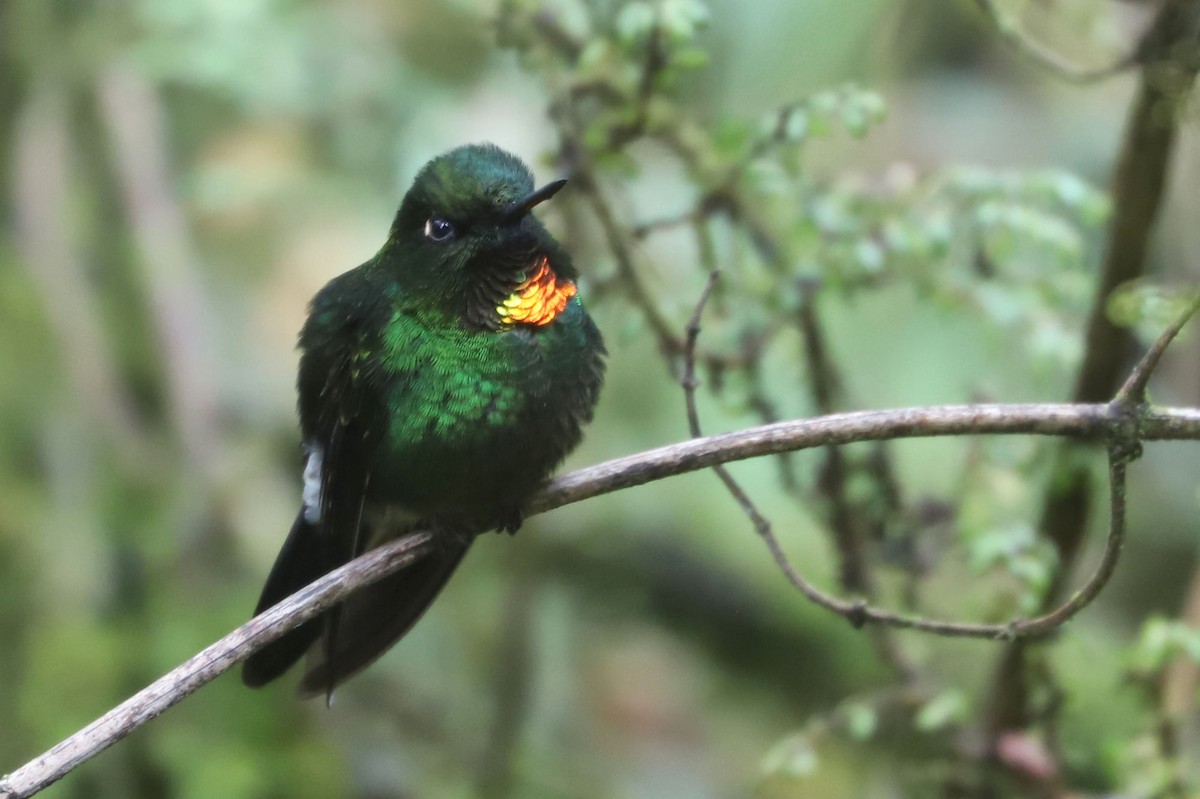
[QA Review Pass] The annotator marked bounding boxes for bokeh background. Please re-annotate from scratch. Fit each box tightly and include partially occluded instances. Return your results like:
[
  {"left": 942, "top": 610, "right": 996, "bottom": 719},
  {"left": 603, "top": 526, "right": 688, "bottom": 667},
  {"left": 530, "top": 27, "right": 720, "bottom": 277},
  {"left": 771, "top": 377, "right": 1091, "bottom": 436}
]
[{"left": 3, "top": 0, "right": 1200, "bottom": 797}]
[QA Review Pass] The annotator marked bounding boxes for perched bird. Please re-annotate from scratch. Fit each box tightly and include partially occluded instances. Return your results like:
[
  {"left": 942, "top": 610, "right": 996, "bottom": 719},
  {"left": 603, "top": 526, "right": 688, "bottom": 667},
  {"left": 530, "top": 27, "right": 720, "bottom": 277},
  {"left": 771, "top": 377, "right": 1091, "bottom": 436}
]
[{"left": 242, "top": 143, "right": 606, "bottom": 696}]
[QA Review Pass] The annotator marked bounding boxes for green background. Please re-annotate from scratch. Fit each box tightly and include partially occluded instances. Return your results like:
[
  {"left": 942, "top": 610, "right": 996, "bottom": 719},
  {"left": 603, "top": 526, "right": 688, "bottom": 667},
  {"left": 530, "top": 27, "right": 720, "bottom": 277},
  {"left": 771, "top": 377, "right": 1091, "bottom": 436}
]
[{"left": 2, "top": 0, "right": 1198, "bottom": 796}]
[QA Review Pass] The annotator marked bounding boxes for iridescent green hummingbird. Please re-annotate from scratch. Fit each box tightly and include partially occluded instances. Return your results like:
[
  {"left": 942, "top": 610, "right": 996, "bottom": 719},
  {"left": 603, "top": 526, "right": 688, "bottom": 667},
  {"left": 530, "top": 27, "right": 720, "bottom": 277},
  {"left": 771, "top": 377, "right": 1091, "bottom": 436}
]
[{"left": 242, "top": 143, "right": 605, "bottom": 696}]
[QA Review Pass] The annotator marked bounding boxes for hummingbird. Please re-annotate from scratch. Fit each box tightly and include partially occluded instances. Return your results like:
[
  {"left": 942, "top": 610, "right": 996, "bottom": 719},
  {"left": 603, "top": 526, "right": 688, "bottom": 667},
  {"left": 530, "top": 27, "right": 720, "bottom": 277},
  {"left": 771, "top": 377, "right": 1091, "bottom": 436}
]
[{"left": 242, "top": 143, "right": 606, "bottom": 696}]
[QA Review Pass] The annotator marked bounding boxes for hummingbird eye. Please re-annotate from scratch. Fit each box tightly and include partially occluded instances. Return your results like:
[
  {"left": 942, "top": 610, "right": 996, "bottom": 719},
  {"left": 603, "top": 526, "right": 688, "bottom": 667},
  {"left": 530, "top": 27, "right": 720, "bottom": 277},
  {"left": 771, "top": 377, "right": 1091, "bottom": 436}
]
[{"left": 424, "top": 216, "right": 455, "bottom": 243}]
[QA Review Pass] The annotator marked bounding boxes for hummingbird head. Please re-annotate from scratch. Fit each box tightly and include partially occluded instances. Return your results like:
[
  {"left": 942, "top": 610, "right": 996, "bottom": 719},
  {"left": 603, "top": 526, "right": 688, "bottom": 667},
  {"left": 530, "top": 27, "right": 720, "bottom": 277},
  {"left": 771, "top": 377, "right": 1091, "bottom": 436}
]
[{"left": 387, "top": 143, "right": 578, "bottom": 330}]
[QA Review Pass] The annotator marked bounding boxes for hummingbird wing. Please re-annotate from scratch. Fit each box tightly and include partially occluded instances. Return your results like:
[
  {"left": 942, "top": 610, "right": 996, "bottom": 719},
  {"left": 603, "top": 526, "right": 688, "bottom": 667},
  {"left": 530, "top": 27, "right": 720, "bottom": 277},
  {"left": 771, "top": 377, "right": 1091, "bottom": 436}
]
[
  {"left": 291, "top": 300, "right": 473, "bottom": 695},
  {"left": 243, "top": 276, "right": 470, "bottom": 696},
  {"left": 243, "top": 282, "right": 376, "bottom": 692}
]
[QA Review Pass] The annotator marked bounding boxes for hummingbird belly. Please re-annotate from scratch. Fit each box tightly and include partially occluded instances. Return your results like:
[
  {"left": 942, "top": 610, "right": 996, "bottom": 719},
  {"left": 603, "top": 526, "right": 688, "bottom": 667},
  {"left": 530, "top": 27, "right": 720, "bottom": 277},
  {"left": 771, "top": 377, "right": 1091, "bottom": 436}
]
[{"left": 369, "top": 307, "right": 600, "bottom": 523}]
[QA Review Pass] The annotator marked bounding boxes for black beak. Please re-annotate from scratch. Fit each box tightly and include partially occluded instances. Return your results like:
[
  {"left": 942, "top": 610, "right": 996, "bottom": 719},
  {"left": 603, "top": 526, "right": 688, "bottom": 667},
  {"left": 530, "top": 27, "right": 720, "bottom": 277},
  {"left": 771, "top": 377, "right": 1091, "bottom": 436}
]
[{"left": 499, "top": 179, "right": 567, "bottom": 224}]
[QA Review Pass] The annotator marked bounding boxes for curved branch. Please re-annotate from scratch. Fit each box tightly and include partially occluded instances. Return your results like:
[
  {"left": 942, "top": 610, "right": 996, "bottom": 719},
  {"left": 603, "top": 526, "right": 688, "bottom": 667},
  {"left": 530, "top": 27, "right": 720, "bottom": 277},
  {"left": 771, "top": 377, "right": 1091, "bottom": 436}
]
[
  {"left": 5, "top": 401, "right": 1200, "bottom": 798},
  {"left": 529, "top": 403, "right": 1200, "bottom": 515}
]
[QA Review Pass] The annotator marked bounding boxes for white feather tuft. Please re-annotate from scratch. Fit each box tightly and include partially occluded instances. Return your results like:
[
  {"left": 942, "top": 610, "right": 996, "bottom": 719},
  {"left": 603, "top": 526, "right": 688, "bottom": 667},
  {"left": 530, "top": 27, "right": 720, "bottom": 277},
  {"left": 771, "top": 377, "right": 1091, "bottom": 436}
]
[{"left": 302, "top": 443, "right": 323, "bottom": 523}]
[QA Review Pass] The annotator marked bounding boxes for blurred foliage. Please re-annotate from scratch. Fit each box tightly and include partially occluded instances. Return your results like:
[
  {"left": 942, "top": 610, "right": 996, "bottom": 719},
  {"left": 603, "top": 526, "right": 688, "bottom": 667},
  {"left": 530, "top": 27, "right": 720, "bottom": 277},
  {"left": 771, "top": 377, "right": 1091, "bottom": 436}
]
[{"left": 3, "top": 0, "right": 1200, "bottom": 797}]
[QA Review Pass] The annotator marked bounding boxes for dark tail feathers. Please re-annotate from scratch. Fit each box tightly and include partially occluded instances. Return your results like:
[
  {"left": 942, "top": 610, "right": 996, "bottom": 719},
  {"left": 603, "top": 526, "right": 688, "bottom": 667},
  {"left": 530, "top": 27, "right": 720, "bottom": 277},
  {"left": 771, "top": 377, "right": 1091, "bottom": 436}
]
[
  {"left": 297, "top": 539, "right": 468, "bottom": 696},
  {"left": 242, "top": 511, "right": 469, "bottom": 695},
  {"left": 242, "top": 511, "right": 330, "bottom": 688}
]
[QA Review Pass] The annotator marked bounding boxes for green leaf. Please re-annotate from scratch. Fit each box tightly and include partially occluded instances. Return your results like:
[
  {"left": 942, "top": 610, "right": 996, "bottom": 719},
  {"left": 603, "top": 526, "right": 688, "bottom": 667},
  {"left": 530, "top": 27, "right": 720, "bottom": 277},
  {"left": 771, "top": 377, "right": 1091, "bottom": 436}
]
[
  {"left": 615, "top": 1, "right": 656, "bottom": 46},
  {"left": 761, "top": 733, "right": 819, "bottom": 777},
  {"left": 853, "top": 239, "right": 885, "bottom": 274},
  {"left": 841, "top": 105, "right": 868, "bottom": 138},
  {"left": 1127, "top": 616, "right": 1200, "bottom": 676},
  {"left": 915, "top": 690, "right": 967, "bottom": 732},
  {"left": 1076, "top": 191, "right": 1112, "bottom": 226},
  {"left": 839, "top": 88, "right": 886, "bottom": 137},
  {"left": 578, "top": 39, "right": 616, "bottom": 72},
  {"left": 843, "top": 703, "right": 878, "bottom": 741},
  {"left": 1107, "top": 280, "right": 1197, "bottom": 337},
  {"left": 858, "top": 89, "right": 887, "bottom": 124},
  {"left": 660, "top": 0, "right": 710, "bottom": 43},
  {"left": 673, "top": 46, "right": 709, "bottom": 70},
  {"left": 784, "top": 108, "right": 810, "bottom": 142},
  {"left": 1128, "top": 617, "right": 1176, "bottom": 674}
]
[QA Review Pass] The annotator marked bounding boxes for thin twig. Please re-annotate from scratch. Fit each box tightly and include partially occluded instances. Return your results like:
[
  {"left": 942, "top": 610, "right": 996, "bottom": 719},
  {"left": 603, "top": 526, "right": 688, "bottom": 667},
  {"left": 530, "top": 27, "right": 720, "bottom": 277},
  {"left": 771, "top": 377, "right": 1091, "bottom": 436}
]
[
  {"left": 680, "top": 273, "right": 782, "bottom": 544},
  {"left": 796, "top": 278, "right": 917, "bottom": 678},
  {"left": 632, "top": 210, "right": 697, "bottom": 239},
  {"left": 679, "top": 273, "right": 861, "bottom": 647},
  {"left": 1115, "top": 293, "right": 1200, "bottom": 406},
  {"left": 564, "top": 145, "right": 687, "bottom": 356},
  {"left": 978, "top": 440, "right": 1132, "bottom": 689},
  {"left": 6, "top": 401, "right": 1200, "bottom": 798},
  {"left": 797, "top": 282, "right": 875, "bottom": 595},
  {"left": 795, "top": 282, "right": 918, "bottom": 680},
  {"left": 680, "top": 276, "right": 819, "bottom": 602},
  {"left": 560, "top": 127, "right": 745, "bottom": 371},
  {"left": 682, "top": 270, "right": 721, "bottom": 433}
]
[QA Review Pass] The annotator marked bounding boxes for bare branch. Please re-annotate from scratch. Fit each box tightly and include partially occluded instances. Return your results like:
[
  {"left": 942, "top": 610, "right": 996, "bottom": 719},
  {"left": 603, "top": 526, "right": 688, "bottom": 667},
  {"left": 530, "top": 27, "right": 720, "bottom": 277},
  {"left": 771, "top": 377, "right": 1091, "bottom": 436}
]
[{"left": 6, "top": 401, "right": 1200, "bottom": 797}]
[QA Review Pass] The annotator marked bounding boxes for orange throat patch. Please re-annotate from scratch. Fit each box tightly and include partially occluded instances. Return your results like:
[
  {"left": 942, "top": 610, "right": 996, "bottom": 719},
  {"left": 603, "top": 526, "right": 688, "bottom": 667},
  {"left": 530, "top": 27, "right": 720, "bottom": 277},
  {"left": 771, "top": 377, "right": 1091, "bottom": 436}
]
[{"left": 496, "top": 256, "right": 576, "bottom": 327}]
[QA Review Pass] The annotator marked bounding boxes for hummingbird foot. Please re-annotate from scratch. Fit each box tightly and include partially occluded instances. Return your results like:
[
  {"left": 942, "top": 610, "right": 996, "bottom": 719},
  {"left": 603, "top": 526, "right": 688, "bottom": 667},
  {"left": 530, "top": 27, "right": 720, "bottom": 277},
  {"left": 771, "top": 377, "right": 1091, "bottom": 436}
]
[{"left": 497, "top": 506, "right": 524, "bottom": 536}]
